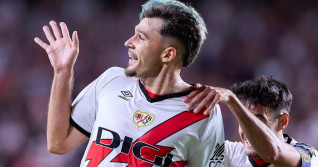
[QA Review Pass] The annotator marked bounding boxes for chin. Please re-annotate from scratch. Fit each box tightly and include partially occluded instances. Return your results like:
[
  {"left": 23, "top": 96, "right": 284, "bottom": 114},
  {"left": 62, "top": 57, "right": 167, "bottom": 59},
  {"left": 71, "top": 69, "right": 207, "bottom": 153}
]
[
  {"left": 124, "top": 68, "right": 137, "bottom": 77},
  {"left": 242, "top": 140, "right": 260, "bottom": 158},
  {"left": 244, "top": 148, "right": 260, "bottom": 158}
]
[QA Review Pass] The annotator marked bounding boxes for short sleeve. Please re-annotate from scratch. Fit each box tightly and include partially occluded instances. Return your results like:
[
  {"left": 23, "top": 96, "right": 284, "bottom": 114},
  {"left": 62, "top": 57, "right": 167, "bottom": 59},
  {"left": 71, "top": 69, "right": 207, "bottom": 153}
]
[
  {"left": 294, "top": 144, "right": 317, "bottom": 167},
  {"left": 70, "top": 67, "right": 124, "bottom": 137},
  {"left": 189, "top": 105, "right": 225, "bottom": 166},
  {"left": 224, "top": 140, "right": 246, "bottom": 167},
  {"left": 311, "top": 150, "right": 318, "bottom": 166}
]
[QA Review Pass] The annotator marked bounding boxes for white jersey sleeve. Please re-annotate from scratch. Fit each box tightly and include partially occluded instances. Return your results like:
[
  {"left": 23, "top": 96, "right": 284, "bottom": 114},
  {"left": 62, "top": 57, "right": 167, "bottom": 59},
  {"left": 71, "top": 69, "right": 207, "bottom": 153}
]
[
  {"left": 224, "top": 136, "right": 318, "bottom": 167},
  {"left": 189, "top": 104, "right": 225, "bottom": 166},
  {"left": 311, "top": 150, "right": 318, "bottom": 166},
  {"left": 293, "top": 142, "right": 318, "bottom": 167},
  {"left": 71, "top": 67, "right": 124, "bottom": 137},
  {"left": 224, "top": 140, "right": 248, "bottom": 167}
]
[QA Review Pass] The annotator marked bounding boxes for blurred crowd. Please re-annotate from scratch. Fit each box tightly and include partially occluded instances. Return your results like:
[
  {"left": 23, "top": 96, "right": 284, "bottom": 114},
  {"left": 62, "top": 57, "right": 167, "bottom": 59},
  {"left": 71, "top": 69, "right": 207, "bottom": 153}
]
[{"left": 0, "top": 0, "right": 317, "bottom": 166}]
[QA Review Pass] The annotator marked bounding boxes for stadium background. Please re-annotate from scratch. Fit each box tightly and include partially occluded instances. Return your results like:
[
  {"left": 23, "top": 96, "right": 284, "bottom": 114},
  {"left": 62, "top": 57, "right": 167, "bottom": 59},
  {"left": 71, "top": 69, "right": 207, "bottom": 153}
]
[{"left": 0, "top": 0, "right": 317, "bottom": 166}]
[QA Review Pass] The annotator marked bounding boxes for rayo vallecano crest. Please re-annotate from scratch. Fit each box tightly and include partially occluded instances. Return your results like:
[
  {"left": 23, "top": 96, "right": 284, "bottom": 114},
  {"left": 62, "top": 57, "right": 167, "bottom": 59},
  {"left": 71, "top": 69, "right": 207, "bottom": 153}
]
[{"left": 133, "top": 110, "right": 154, "bottom": 128}]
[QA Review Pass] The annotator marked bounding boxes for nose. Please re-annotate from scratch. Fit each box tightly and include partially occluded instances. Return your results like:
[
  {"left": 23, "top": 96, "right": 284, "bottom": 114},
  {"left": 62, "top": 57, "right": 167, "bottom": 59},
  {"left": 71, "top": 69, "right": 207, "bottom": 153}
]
[{"left": 124, "top": 36, "right": 135, "bottom": 49}]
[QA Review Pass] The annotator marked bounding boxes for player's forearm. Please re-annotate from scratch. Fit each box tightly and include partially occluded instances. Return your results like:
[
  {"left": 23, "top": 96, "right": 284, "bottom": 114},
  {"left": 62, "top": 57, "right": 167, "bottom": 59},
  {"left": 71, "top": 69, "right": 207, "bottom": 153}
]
[
  {"left": 47, "top": 70, "right": 74, "bottom": 154},
  {"left": 226, "top": 95, "right": 283, "bottom": 162}
]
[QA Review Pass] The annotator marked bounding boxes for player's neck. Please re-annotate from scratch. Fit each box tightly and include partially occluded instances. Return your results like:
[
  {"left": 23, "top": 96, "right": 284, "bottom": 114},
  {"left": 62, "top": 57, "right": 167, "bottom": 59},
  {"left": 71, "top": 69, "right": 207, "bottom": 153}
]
[
  {"left": 140, "top": 67, "right": 191, "bottom": 95},
  {"left": 277, "top": 131, "right": 285, "bottom": 142}
]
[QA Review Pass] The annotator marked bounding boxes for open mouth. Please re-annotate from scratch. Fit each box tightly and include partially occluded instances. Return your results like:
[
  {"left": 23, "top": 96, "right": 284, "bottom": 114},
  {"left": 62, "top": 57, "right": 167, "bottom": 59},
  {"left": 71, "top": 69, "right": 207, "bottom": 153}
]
[
  {"left": 129, "top": 55, "right": 138, "bottom": 60},
  {"left": 128, "top": 51, "right": 138, "bottom": 60}
]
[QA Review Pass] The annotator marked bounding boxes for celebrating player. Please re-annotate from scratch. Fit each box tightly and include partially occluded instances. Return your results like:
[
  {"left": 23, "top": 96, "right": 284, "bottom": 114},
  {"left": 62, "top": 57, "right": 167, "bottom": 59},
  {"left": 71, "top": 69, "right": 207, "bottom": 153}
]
[
  {"left": 34, "top": 0, "right": 225, "bottom": 166},
  {"left": 184, "top": 75, "right": 318, "bottom": 167}
]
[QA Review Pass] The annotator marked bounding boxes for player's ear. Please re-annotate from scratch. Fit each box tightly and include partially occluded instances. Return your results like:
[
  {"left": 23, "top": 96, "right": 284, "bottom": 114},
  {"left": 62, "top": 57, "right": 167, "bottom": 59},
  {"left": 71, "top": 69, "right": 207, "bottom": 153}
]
[
  {"left": 278, "top": 113, "right": 289, "bottom": 130},
  {"left": 161, "top": 47, "right": 177, "bottom": 63}
]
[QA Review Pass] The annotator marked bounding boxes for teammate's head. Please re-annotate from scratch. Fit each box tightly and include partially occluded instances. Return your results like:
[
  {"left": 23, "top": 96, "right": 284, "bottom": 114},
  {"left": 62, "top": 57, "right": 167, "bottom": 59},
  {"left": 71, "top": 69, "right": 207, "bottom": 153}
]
[
  {"left": 124, "top": 0, "right": 207, "bottom": 78},
  {"left": 231, "top": 75, "right": 293, "bottom": 157},
  {"left": 231, "top": 75, "right": 292, "bottom": 115}
]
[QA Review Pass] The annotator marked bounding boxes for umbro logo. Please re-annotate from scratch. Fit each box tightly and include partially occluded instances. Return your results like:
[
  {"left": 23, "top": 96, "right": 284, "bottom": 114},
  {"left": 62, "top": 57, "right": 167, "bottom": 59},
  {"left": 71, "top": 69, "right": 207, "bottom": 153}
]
[
  {"left": 121, "top": 91, "right": 133, "bottom": 97},
  {"left": 118, "top": 91, "right": 133, "bottom": 101}
]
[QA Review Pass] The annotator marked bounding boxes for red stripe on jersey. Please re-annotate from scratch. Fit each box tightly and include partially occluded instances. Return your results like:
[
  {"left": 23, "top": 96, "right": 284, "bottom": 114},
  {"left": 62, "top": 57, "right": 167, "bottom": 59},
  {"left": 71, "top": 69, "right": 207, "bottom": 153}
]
[
  {"left": 112, "top": 111, "right": 208, "bottom": 166},
  {"left": 171, "top": 161, "right": 188, "bottom": 167},
  {"left": 135, "top": 111, "right": 208, "bottom": 144},
  {"left": 86, "top": 140, "right": 113, "bottom": 167}
]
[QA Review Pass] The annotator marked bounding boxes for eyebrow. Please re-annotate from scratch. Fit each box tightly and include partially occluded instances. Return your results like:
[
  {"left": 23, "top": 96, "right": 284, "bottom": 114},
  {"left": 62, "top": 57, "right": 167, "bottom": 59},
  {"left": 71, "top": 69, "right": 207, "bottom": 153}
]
[
  {"left": 255, "top": 114, "right": 266, "bottom": 120},
  {"left": 136, "top": 28, "right": 149, "bottom": 39}
]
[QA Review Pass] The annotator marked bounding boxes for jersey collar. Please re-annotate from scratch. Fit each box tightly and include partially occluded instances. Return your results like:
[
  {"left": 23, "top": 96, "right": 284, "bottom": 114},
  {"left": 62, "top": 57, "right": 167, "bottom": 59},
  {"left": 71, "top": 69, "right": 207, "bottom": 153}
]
[
  {"left": 248, "top": 156, "right": 271, "bottom": 167},
  {"left": 138, "top": 80, "right": 194, "bottom": 103},
  {"left": 283, "top": 133, "right": 292, "bottom": 144},
  {"left": 248, "top": 134, "right": 293, "bottom": 167}
]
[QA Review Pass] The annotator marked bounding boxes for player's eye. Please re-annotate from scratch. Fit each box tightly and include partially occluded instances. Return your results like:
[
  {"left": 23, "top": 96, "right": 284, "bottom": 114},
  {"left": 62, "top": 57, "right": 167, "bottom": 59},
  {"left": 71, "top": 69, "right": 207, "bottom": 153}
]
[{"left": 138, "top": 34, "right": 144, "bottom": 40}]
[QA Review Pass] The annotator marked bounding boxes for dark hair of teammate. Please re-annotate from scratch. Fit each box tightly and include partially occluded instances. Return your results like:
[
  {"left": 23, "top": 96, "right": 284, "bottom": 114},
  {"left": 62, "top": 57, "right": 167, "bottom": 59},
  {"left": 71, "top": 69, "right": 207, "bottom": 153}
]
[
  {"left": 231, "top": 75, "right": 293, "bottom": 116},
  {"left": 140, "top": 0, "right": 207, "bottom": 67}
]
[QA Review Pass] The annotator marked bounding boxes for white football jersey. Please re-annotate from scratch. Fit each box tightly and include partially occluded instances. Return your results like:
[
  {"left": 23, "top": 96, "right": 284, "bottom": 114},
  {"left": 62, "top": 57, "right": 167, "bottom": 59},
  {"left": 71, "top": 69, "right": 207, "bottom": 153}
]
[
  {"left": 224, "top": 134, "right": 318, "bottom": 167},
  {"left": 71, "top": 67, "right": 225, "bottom": 167}
]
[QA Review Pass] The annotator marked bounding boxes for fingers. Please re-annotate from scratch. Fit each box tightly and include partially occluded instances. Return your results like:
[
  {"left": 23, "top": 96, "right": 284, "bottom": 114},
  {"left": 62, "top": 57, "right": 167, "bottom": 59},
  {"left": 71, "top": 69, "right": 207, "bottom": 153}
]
[
  {"left": 194, "top": 91, "right": 216, "bottom": 114},
  {"left": 184, "top": 85, "right": 222, "bottom": 115},
  {"left": 49, "top": 21, "right": 62, "bottom": 40},
  {"left": 60, "top": 22, "right": 71, "bottom": 41},
  {"left": 183, "top": 85, "right": 205, "bottom": 103},
  {"left": 204, "top": 93, "right": 221, "bottom": 115},
  {"left": 34, "top": 37, "right": 49, "bottom": 50},
  {"left": 40, "top": 21, "right": 75, "bottom": 45},
  {"left": 187, "top": 89, "right": 209, "bottom": 111},
  {"left": 184, "top": 90, "right": 200, "bottom": 104},
  {"left": 43, "top": 25, "right": 55, "bottom": 43},
  {"left": 72, "top": 31, "right": 79, "bottom": 50},
  {"left": 185, "top": 86, "right": 230, "bottom": 115}
]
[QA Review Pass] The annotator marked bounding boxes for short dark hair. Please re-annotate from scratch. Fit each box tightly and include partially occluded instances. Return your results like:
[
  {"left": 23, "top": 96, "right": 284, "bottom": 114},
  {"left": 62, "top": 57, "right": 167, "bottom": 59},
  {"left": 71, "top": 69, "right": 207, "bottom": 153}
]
[
  {"left": 140, "top": 0, "right": 207, "bottom": 67},
  {"left": 231, "top": 75, "right": 293, "bottom": 115}
]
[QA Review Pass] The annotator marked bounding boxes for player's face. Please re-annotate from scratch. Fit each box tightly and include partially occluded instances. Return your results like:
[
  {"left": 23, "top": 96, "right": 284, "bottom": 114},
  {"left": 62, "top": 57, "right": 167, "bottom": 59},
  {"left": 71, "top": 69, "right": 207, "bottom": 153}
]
[
  {"left": 124, "top": 17, "right": 166, "bottom": 78},
  {"left": 238, "top": 104, "right": 279, "bottom": 158}
]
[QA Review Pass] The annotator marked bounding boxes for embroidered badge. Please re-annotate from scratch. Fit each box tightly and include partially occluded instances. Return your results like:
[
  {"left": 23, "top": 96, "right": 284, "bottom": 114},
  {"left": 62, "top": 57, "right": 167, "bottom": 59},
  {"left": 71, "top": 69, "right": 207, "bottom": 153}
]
[
  {"left": 299, "top": 149, "right": 310, "bottom": 163},
  {"left": 133, "top": 110, "right": 154, "bottom": 128}
]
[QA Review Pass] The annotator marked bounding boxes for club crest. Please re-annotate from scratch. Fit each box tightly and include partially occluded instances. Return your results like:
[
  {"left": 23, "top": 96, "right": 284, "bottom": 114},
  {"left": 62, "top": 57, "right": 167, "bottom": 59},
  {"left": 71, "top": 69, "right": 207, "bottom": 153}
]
[
  {"left": 299, "top": 150, "right": 310, "bottom": 163},
  {"left": 133, "top": 110, "right": 154, "bottom": 128}
]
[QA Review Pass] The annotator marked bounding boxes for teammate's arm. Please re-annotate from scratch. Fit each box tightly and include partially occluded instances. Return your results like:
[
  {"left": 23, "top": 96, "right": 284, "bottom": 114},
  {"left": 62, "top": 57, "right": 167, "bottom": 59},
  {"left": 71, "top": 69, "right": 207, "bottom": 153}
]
[
  {"left": 183, "top": 85, "right": 302, "bottom": 167},
  {"left": 34, "top": 21, "right": 88, "bottom": 154}
]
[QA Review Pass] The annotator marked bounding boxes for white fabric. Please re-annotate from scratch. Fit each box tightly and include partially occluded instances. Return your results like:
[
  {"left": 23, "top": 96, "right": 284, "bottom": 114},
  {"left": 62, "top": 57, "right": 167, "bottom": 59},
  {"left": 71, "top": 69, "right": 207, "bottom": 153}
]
[
  {"left": 311, "top": 152, "right": 318, "bottom": 166},
  {"left": 71, "top": 67, "right": 225, "bottom": 167},
  {"left": 224, "top": 141, "right": 251, "bottom": 167}
]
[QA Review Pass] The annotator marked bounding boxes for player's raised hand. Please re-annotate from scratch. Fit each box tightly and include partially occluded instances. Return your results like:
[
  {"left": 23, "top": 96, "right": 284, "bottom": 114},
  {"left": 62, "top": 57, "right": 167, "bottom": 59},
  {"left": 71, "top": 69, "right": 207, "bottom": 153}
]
[
  {"left": 183, "top": 84, "right": 233, "bottom": 115},
  {"left": 34, "top": 21, "right": 79, "bottom": 74}
]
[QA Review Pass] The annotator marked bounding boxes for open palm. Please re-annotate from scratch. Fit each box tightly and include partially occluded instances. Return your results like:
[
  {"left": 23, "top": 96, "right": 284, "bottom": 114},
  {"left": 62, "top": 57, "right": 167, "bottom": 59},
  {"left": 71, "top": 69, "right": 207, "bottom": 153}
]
[{"left": 34, "top": 21, "right": 79, "bottom": 73}]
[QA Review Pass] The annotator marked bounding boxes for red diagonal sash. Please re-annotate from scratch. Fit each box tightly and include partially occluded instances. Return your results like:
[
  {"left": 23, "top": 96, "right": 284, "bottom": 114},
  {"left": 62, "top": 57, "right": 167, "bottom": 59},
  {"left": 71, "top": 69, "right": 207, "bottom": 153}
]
[{"left": 112, "top": 111, "right": 208, "bottom": 166}]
